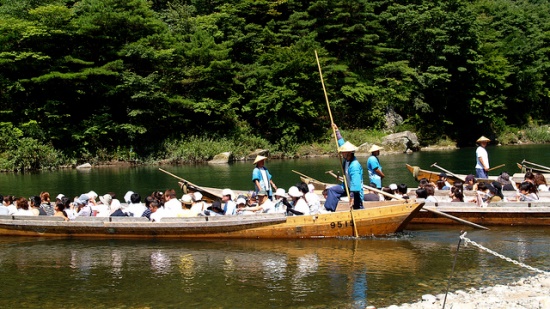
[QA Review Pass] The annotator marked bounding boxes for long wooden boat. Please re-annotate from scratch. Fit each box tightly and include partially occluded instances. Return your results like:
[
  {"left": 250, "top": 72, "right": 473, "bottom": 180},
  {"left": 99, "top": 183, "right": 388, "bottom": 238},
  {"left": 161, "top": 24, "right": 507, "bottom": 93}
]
[
  {"left": 409, "top": 202, "right": 550, "bottom": 226},
  {"left": 405, "top": 164, "right": 497, "bottom": 185},
  {"left": 516, "top": 161, "right": 550, "bottom": 174},
  {"left": 0, "top": 200, "right": 423, "bottom": 238}
]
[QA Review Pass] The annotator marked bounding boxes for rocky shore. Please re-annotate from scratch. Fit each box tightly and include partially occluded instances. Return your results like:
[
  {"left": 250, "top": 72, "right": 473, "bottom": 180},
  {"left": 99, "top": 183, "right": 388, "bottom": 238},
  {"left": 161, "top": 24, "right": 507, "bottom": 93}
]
[{"left": 379, "top": 272, "right": 550, "bottom": 309}]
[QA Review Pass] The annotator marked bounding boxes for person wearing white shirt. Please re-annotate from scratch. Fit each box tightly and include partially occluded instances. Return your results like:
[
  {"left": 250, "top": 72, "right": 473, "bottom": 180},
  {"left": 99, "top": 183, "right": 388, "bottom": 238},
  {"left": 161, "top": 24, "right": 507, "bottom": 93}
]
[
  {"left": 163, "top": 189, "right": 181, "bottom": 217},
  {"left": 475, "top": 136, "right": 491, "bottom": 179},
  {"left": 15, "top": 197, "right": 34, "bottom": 216},
  {"left": 127, "top": 193, "right": 147, "bottom": 217},
  {"left": 221, "top": 189, "right": 236, "bottom": 215},
  {"left": 288, "top": 186, "right": 310, "bottom": 215},
  {"left": 304, "top": 184, "right": 320, "bottom": 215}
]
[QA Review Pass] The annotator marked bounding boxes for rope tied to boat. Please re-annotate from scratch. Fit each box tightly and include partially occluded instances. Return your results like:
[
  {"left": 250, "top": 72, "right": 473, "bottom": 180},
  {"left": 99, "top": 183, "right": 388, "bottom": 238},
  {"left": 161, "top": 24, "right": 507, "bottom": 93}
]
[{"left": 460, "top": 232, "right": 549, "bottom": 275}]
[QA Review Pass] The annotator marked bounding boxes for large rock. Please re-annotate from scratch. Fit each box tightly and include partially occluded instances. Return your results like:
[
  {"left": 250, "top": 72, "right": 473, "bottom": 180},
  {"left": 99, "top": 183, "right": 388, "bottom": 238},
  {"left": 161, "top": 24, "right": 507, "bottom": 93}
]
[
  {"left": 382, "top": 131, "right": 420, "bottom": 153},
  {"left": 76, "top": 163, "right": 92, "bottom": 169},
  {"left": 208, "top": 152, "right": 233, "bottom": 164},
  {"left": 247, "top": 149, "right": 269, "bottom": 161}
]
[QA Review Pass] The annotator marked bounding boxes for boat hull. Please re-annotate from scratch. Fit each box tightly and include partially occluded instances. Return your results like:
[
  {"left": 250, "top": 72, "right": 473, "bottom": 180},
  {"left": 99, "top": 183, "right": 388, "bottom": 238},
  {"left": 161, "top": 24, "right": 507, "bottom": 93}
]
[
  {"left": 410, "top": 203, "right": 550, "bottom": 226},
  {"left": 405, "top": 164, "right": 496, "bottom": 184},
  {"left": 0, "top": 201, "right": 423, "bottom": 239}
]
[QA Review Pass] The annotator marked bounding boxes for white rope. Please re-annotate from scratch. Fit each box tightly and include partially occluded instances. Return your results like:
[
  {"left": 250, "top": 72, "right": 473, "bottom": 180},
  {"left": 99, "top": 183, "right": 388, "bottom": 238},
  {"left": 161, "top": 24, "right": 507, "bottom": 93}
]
[{"left": 460, "top": 232, "right": 550, "bottom": 275}]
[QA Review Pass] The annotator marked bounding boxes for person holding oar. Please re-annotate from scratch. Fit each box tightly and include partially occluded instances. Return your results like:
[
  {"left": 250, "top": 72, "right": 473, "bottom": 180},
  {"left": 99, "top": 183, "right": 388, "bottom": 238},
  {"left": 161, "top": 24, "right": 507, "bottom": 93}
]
[
  {"left": 324, "top": 124, "right": 364, "bottom": 212},
  {"left": 475, "top": 136, "right": 491, "bottom": 179}
]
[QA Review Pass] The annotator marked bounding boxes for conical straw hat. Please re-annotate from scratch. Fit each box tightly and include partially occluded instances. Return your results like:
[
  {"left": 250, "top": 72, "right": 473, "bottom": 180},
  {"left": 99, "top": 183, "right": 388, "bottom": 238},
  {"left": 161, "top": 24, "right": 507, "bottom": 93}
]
[
  {"left": 368, "top": 144, "right": 383, "bottom": 153},
  {"left": 338, "top": 141, "right": 358, "bottom": 153},
  {"left": 476, "top": 136, "right": 491, "bottom": 143},
  {"left": 253, "top": 155, "right": 267, "bottom": 164}
]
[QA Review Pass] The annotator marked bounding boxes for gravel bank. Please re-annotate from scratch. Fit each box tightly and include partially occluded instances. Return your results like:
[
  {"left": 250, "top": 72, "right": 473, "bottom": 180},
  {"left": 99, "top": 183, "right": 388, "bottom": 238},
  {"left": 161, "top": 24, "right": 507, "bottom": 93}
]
[{"left": 380, "top": 273, "right": 550, "bottom": 309}]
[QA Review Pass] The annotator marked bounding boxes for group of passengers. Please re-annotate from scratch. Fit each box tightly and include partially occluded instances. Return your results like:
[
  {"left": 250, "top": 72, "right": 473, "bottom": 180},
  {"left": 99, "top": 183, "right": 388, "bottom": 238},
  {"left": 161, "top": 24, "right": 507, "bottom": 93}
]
[
  {"left": 0, "top": 183, "right": 327, "bottom": 222},
  {"left": 406, "top": 170, "right": 546, "bottom": 205}
]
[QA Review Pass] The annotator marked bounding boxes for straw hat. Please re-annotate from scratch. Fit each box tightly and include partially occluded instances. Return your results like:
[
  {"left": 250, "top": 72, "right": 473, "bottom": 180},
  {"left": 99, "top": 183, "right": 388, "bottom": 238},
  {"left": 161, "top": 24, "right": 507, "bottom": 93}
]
[
  {"left": 338, "top": 141, "right": 358, "bottom": 153},
  {"left": 99, "top": 194, "right": 112, "bottom": 206},
  {"left": 368, "top": 144, "right": 383, "bottom": 153},
  {"left": 476, "top": 136, "right": 491, "bottom": 143},
  {"left": 180, "top": 194, "right": 193, "bottom": 205},
  {"left": 253, "top": 155, "right": 267, "bottom": 164}
]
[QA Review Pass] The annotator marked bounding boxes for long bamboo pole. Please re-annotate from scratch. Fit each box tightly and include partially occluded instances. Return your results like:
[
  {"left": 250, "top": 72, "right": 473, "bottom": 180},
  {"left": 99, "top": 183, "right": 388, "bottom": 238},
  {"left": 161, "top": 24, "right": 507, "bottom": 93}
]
[{"left": 315, "top": 50, "right": 359, "bottom": 238}]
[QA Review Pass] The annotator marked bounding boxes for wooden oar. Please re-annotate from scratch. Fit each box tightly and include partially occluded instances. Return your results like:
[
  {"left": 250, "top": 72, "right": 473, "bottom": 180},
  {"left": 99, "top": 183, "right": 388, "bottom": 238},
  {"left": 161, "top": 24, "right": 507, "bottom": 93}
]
[
  {"left": 315, "top": 50, "right": 359, "bottom": 238},
  {"left": 520, "top": 160, "right": 550, "bottom": 173},
  {"left": 487, "top": 164, "right": 505, "bottom": 172},
  {"left": 158, "top": 168, "right": 223, "bottom": 200},
  {"left": 325, "top": 171, "right": 490, "bottom": 230},
  {"left": 431, "top": 162, "right": 465, "bottom": 182},
  {"left": 421, "top": 207, "right": 489, "bottom": 230},
  {"left": 522, "top": 159, "right": 550, "bottom": 171}
]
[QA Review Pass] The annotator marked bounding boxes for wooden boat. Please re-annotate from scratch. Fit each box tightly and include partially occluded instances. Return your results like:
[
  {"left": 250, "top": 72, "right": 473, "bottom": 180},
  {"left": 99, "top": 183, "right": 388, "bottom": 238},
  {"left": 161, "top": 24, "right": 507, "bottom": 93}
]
[
  {"left": 405, "top": 164, "right": 496, "bottom": 185},
  {"left": 0, "top": 199, "right": 423, "bottom": 238},
  {"left": 516, "top": 160, "right": 550, "bottom": 174},
  {"left": 410, "top": 202, "right": 550, "bottom": 226}
]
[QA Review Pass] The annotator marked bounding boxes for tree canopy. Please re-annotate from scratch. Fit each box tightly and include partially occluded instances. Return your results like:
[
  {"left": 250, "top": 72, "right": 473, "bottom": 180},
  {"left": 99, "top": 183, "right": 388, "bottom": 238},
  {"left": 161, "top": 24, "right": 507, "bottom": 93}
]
[{"left": 0, "top": 0, "right": 549, "bottom": 165}]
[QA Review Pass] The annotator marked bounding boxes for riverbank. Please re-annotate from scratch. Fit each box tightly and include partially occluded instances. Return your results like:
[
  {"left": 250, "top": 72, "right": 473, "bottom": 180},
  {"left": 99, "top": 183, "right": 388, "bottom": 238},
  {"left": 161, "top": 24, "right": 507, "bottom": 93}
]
[{"left": 380, "top": 272, "right": 550, "bottom": 309}]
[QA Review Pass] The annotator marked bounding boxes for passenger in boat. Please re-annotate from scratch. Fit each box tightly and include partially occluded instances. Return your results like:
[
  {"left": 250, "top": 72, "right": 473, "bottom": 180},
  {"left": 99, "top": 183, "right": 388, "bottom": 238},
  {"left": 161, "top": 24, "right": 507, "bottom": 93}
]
[
  {"left": 397, "top": 184, "right": 410, "bottom": 200},
  {"left": 163, "top": 189, "right": 181, "bottom": 216},
  {"left": 288, "top": 186, "right": 309, "bottom": 215},
  {"left": 449, "top": 186, "right": 464, "bottom": 202},
  {"left": 246, "top": 190, "right": 276, "bottom": 213},
  {"left": 29, "top": 196, "right": 46, "bottom": 215},
  {"left": 236, "top": 197, "right": 255, "bottom": 215},
  {"left": 324, "top": 124, "right": 364, "bottom": 211},
  {"left": 464, "top": 174, "right": 477, "bottom": 191},
  {"left": 221, "top": 189, "right": 237, "bottom": 215},
  {"left": 4, "top": 195, "right": 16, "bottom": 215},
  {"left": 247, "top": 191, "right": 258, "bottom": 207},
  {"left": 425, "top": 185, "right": 438, "bottom": 202},
  {"left": 523, "top": 171, "right": 535, "bottom": 185},
  {"left": 382, "top": 187, "right": 394, "bottom": 200},
  {"left": 87, "top": 191, "right": 99, "bottom": 205},
  {"left": 475, "top": 136, "right": 491, "bottom": 179},
  {"left": 438, "top": 173, "right": 451, "bottom": 189},
  {"left": 53, "top": 202, "right": 68, "bottom": 221},
  {"left": 0, "top": 194, "right": 9, "bottom": 215},
  {"left": 415, "top": 188, "right": 427, "bottom": 200},
  {"left": 273, "top": 188, "right": 292, "bottom": 214},
  {"left": 496, "top": 172, "right": 516, "bottom": 191},
  {"left": 74, "top": 194, "right": 92, "bottom": 217},
  {"left": 94, "top": 194, "right": 112, "bottom": 217},
  {"left": 487, "top": 182, "right": 504, "bottom": 203},
  {"left": 141, "top": 196, "right": 155, "bottom": 219},
  {"left": 436, "top": 180, "right": 445, "bottom": 191},
  {"left": 127, "top": 193, "right": 147, "bottom": 217},
  {"left": 301, "top": 183, "right": 320, "bottom": 215},
  {"left": 367, "top": 144, "right": 385, "bottom": 189},
  {"left": 39, "top": 192, "right": 54, "bottom": 216},
  {"left": 110, "top": 202, "right": 130, "bottom": 217},
  {"left": 534, "top": 173, "right": 549, "bottom": 191},
  {"left": 364, "top": 184, "right": 381, "bottom": 201},
  {"left": 205, "top": 200, "right": 224, "bottom": 216},
  {"left": 178, "top": 194, "right": 197, "bottom": 217},
  {"left": 148, "top": 200, "right": 163, "bottom": 222},
  {"left": 15, "top": 197, "right": 34, "bottom": 216},
  {"left": 388, "top": 183, "right": 398, "bottom": 195},
  {"left": 190, "top": 192, "right": 209, "bottom": 214},
  {"left": 517, "top": 182, "right": 539, "bottom": 201},
  {"left": 252, "top": 155, "right": 278, "bottom": 200}
]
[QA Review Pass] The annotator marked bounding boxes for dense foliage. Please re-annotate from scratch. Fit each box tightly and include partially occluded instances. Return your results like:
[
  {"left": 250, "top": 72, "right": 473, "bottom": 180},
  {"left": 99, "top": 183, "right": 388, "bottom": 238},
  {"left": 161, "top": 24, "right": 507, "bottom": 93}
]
[{"left": 1, "top": 0, "right": 549, "bottom": 169}]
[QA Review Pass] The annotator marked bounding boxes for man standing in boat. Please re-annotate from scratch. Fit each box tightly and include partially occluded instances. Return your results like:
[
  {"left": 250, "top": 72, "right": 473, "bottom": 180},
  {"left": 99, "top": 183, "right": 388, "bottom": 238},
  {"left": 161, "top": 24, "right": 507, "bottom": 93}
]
[
  {"left": 252, "top": 155, "right": 278, "bottom": 200},
  {"left": 475, "top": 136, "right": 491, "bottom": 179},
  {"left": 324, "top": 124, "right": 363, "bottom": 212},
  {"left": 367, "top": 144, "right": 385, "bottom": 189}
]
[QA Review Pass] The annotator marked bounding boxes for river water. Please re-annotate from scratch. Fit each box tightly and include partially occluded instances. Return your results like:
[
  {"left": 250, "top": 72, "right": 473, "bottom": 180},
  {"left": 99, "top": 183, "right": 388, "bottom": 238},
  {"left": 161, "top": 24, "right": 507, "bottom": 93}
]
[{"left": 0, "top": 144, "right": 549, "bottom": 308}]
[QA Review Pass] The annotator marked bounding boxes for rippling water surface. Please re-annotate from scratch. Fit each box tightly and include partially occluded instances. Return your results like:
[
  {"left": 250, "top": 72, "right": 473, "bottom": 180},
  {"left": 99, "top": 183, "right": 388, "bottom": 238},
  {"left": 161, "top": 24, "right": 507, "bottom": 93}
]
[{"left": 0, "top": 227, "right": 548, "bottom": 308}]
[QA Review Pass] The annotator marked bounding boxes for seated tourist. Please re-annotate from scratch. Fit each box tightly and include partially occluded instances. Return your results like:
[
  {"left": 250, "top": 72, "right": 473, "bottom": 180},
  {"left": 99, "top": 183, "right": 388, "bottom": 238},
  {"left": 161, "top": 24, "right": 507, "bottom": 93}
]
[
  {"left": 517, "top": 182, "right": 539, "bottom": 201},
  {"left": 221, "top": 189, "right": 236, "bottom": 215},
  {"left": 15, "top": 197, "right": 34, "bottom": 216},
  {"left": 449, "top": 186, "right": 464, "bottom": 202},
  {"left": 127, "top": 193, "right": 146, "bottom": 217},
  {"left": 497, "top": 172, "right": 516, "bottom": 191},
  {"left": 190, "top": 192, "right": 209, "bottom": 214},
  {"left": 40, "top": 192, "right": 54, "bottom": 216},
  {"left": 464, "top": 174, "right": 477, "bottom": 191},
  {"left": 178, "top": 194, "right": 197, "bottom": 217},
  {"left": 288, "top": 186, "right": 309, "bottom": 215},
  {"left": 0, "top": 194, "right": 8, "bottom": 215},
  {"left": 425, "top": 185, "right": 438, "bottom": 202},
  {"left": 29, "top": 196, "right": 46, "bottom": 216},
  {"left": 54, "top": 202, "right": 69, "bottom": 221}
]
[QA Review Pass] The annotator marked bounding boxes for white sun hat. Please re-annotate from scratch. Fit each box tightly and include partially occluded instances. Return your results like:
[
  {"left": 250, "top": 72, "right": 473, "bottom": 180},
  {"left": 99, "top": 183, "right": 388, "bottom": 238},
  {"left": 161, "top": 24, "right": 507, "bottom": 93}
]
[{"left": 288, "top": 186, "right": 303, "bottom": 198}]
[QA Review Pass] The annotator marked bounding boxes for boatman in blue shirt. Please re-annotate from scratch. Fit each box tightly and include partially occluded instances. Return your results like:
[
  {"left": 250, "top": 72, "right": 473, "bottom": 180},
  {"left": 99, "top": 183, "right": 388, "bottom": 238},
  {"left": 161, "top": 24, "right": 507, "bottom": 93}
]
[
  {"left": 367, "top": 144, "right": 385, "bottom": 188},
  {"left": 324, "top": 124, "right": 364, "bottom": 212},
  {"left": 252, "top": 155, "right": 278, "bottom": 200}
]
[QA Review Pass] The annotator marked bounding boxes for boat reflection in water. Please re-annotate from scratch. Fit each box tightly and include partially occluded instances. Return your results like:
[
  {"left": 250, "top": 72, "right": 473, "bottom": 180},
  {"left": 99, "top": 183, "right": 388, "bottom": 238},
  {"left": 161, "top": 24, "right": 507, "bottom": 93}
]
[{"left": 1, "top": 227, "right": 548, "bottom": 309}]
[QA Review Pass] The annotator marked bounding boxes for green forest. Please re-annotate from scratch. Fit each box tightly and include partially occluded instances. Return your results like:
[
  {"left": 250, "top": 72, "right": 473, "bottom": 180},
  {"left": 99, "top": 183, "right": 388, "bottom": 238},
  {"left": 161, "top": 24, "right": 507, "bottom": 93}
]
[{"left": 1, "top": 0, "right": 549, "bottom": 170}]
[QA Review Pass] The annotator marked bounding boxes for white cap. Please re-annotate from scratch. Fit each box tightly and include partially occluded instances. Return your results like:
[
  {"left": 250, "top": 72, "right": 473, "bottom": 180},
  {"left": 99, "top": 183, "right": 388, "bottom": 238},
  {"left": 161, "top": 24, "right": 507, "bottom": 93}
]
[
  {"left": 193, "top": 192, "right": 203, "bottom": 201},
  {"left": 274, "top": 188, "right": 287, "bottom": 198},
  {"left": 87, "top": 191, "right": 98, "bottom": 200},
  {"left": 389, "top": 184, "right": 398, "bottom": 191},
  {"left": 56, "top": 194, "right": 65, "bottom": 200},
  {"left": 221, "top": 189, "right": 234, "bottom": 200},
  {"left": 236, "top": 198, "right": 246, "bottom": 205},
  {"left": 124, "top": 191, "right": 134, "bottom": 204}
]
